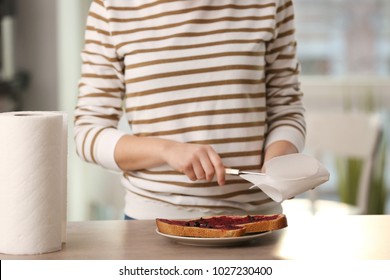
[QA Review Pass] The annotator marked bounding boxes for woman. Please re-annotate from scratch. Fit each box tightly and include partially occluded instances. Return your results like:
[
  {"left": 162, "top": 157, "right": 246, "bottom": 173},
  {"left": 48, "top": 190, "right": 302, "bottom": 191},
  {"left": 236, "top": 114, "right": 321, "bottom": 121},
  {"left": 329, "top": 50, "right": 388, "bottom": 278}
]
[{"left": 74, "top": 0, "right": 305, "bottom": 219}]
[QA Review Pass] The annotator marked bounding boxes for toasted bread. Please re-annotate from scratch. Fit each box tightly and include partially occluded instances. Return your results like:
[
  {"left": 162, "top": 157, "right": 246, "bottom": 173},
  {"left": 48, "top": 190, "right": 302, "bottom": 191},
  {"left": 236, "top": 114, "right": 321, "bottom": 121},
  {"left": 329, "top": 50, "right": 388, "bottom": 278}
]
[
  {"left": 235, "top": 214, "right": 288, "bottom": 233},
  {"left": 156, "top": 214, "right": 287, "bottom": 238}
]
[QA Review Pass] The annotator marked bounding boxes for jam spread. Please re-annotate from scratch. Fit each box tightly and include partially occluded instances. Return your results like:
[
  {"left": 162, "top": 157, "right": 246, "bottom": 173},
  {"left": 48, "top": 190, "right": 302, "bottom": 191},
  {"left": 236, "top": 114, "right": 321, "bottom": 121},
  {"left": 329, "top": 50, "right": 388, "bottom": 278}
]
[{"left": 158, "top": 215, "right": 279, "bottom": 230}]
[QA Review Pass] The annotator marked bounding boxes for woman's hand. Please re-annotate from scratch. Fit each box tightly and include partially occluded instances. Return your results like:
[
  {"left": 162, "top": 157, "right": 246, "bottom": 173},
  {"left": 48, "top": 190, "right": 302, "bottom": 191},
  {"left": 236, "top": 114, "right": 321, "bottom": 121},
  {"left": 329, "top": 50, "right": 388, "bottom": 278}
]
[
  {"left": 162, "top": 142, "right": 226, "bottom": 186},
  {"left": 114, "top": 135, "right": 226, "bottom": 185},
  {"left": 262, "top": 140, "right": 298, "bottom": 171}
]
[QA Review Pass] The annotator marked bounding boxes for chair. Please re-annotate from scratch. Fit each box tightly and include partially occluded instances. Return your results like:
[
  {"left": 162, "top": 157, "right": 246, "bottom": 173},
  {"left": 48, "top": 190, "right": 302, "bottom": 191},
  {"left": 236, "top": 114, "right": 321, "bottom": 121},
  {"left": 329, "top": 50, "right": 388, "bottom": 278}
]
[{"left": 282, "top": 111, "right": 383, "bottom": 215}]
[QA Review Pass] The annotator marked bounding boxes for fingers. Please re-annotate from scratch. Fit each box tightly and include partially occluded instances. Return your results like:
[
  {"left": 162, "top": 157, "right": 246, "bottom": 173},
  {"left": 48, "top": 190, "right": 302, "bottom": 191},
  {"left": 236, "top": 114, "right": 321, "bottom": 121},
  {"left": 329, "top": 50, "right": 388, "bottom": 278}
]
[
  {"left": 194, "top": 145, "right": 225, "bottom": 186},
  {"left": 163, "top": 142, "right": 226, "bottom": 185},
  {"left": 180, "top": 145, "right": 225, "bottom": 185},
  {"left": 191, "top": 159, "right": 205, "bottom": 181},
  {"left": 206, "top": 148, "right": 225, "bottom": 186}
]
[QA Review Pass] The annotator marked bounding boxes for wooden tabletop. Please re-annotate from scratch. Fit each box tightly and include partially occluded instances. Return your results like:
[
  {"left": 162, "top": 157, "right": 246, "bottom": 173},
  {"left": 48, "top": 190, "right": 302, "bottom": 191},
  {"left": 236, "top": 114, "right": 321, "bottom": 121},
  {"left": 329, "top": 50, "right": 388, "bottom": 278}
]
[{"left": 1, "top": 215, "right": 389, "bottom": 260}]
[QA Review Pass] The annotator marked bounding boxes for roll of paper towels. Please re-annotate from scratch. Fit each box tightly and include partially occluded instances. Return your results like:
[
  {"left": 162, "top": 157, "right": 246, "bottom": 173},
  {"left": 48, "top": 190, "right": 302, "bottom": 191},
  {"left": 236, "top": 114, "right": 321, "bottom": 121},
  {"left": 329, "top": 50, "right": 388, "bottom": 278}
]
[{"left": 0, "top": 111, "right": 67, "bottom": 255}]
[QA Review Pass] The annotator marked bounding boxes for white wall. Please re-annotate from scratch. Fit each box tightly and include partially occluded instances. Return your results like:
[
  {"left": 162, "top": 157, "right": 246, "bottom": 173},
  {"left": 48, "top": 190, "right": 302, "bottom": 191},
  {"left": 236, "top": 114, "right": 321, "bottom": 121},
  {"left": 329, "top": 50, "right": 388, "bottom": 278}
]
[
  {"left": 57, "top": 0, "right": 124, "bottom": 221},
  {"left": 301, "top": 76, "right": 390, "bottom": 113},
  {"left": 15, "top": 0, "right": 58, "bottom": 110}
]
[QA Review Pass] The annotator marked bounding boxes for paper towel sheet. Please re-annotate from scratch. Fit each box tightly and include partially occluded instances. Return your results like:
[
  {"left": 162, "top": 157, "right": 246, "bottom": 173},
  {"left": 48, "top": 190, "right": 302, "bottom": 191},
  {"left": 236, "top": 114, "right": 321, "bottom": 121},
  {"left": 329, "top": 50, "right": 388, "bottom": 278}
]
[
  {"left": 0, "top": 111, "right": 67, "bottom": 255},
  {"left": 243, "top": 154, "right": 330, "bottom": 203}
]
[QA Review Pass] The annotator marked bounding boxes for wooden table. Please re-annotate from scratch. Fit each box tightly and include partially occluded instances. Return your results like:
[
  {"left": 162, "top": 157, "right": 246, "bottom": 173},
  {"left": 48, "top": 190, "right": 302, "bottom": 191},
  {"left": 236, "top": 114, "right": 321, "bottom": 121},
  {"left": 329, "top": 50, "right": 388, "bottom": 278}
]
[{"left": 1, "top": 215, "right": 389, "bottom": 260}]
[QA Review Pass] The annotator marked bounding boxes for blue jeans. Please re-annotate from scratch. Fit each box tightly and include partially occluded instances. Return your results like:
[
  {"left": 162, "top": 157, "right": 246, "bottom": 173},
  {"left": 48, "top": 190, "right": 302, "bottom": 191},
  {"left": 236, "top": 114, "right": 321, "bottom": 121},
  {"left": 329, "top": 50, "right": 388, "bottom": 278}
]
[{"left": 124, "top": 214, "right": 135, "bottom": 220}]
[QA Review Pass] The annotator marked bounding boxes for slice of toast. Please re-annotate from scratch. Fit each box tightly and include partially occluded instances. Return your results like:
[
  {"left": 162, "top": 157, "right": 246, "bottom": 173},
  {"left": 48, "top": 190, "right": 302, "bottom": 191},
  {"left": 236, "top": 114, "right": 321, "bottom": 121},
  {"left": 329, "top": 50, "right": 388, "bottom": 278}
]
[
  {"left": 235, "top": 214, "right": 288, "bottom": 233},
  {"left": 156, "top": 214, "right": 287, "bottom": 238}
]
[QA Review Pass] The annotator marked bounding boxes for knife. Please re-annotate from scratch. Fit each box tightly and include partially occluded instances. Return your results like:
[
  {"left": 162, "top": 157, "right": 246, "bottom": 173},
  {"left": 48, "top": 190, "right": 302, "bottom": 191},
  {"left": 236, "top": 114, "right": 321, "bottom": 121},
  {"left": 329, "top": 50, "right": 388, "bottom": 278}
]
[{"left": 225, "top": 168, "right": 265, "bottom": 177}]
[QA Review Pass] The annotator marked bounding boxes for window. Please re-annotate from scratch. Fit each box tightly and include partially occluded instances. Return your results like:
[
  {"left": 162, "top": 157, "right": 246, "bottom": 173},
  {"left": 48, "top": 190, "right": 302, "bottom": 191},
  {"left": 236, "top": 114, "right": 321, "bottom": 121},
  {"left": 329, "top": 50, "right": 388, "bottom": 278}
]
[{"left": 294, "top": 0, "right": 390, "bottom": 76}]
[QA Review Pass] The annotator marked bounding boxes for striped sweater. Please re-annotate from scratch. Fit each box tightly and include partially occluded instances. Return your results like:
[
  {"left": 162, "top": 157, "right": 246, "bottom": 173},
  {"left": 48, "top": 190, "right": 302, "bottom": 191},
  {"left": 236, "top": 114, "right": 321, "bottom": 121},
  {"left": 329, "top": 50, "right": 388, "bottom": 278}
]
[{"left": 74, "top": 0, "right": 306, "bottom": 219}]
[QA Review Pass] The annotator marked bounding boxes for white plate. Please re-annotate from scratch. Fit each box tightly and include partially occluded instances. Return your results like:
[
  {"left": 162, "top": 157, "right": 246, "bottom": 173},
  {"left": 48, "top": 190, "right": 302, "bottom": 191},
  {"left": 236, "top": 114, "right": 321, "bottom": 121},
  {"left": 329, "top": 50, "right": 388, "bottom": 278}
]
[{"left": 156, "top": 229, "right": 272, "bottom": 247}]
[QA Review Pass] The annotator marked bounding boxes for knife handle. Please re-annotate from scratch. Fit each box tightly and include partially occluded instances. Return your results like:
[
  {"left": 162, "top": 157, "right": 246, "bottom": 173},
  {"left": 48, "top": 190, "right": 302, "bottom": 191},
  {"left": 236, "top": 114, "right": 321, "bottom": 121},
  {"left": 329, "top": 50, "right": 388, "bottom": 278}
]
[{"left": 225, "top": 168, "right": 240, "bottom": 175}]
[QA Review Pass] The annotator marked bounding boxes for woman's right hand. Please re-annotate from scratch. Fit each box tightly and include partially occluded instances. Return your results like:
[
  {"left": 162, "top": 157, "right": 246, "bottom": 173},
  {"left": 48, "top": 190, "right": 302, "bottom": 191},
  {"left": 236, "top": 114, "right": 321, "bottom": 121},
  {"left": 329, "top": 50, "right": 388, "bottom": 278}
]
[
  {"left": 161, "top": 141, "right": 226, "bottom": 186},
  {"left": 115, "top": 135, "right": 226, "bottom": 185}
]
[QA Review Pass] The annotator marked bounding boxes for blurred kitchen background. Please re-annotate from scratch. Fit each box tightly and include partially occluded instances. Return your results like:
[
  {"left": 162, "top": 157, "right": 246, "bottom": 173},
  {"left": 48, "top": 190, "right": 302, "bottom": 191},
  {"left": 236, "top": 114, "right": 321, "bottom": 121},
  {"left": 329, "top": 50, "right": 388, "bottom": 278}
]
[{"left": 0, "top": 0, "right": 389, "bottom": 220}]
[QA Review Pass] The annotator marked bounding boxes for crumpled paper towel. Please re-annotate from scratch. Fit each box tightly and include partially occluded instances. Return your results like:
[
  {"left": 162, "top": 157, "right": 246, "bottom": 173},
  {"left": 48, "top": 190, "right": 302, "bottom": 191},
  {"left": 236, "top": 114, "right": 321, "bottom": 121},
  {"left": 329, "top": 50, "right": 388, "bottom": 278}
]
[{"left": 0, "top": 111, "right": 67, "bottom": 255}]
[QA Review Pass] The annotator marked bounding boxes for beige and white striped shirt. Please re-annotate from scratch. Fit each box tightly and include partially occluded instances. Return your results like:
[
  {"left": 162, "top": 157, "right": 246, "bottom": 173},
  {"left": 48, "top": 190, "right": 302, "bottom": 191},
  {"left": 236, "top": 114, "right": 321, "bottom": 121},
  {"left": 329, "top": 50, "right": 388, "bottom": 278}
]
[{"left": 74, "top": 0, "right": 305, "bottom": 219}]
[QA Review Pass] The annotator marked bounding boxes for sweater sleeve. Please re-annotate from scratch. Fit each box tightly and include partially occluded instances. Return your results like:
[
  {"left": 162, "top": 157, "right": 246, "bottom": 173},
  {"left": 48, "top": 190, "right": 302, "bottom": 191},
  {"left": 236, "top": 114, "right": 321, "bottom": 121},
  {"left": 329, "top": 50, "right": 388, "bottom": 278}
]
[
  {"left": 74, "top": 0, "right": 126, "bottom": 172},
  {"left": 264, "top": 0, "right": 306, "bottom": 152}
]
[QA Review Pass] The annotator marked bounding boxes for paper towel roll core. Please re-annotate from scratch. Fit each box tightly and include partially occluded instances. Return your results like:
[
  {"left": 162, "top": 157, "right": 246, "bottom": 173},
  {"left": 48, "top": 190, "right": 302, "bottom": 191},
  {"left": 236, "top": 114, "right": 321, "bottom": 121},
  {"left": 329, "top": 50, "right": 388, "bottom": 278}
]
[{"left": 0, "top": 111, "right": 67, "bottom": 255}]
